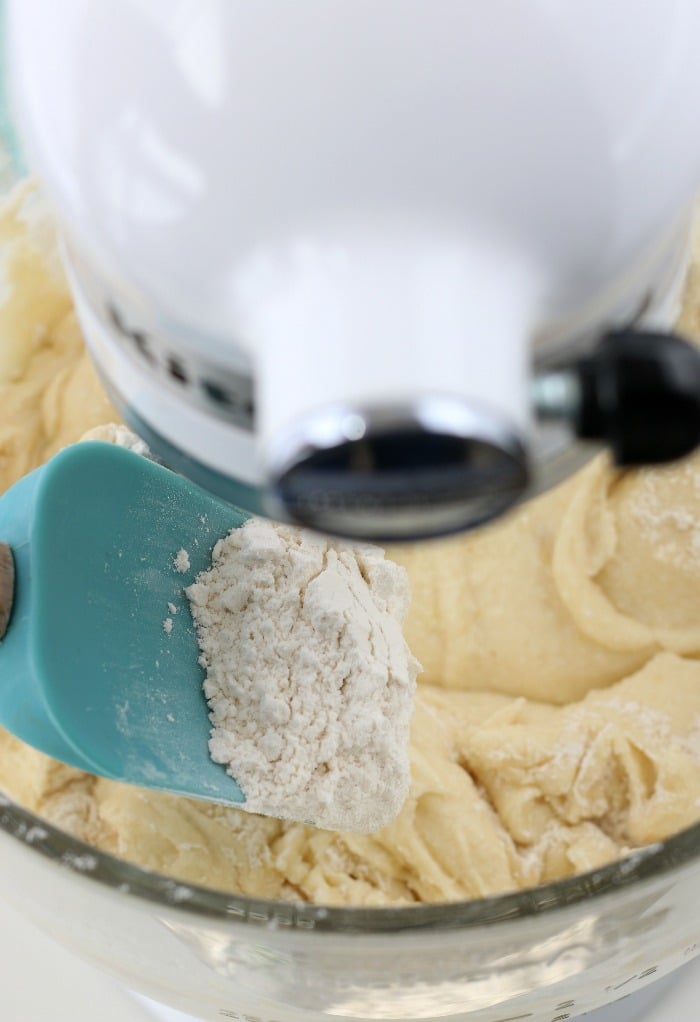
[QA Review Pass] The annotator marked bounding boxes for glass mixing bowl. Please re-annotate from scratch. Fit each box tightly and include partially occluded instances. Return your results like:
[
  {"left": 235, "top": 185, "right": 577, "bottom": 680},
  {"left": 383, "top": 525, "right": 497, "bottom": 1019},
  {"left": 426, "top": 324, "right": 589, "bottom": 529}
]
[{"left": 0, "top": 793, "right": 698, "bottom": 1022}]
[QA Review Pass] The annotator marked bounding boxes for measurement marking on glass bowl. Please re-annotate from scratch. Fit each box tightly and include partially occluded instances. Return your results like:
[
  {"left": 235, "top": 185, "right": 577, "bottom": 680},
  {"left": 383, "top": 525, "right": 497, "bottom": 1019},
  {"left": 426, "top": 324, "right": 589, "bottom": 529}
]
[
  {"left": 606, "top": 963, "right": 658, "bottom": 992},
  {"left": 219, "top": 1011, "right": 280, "bottom": 1022}
]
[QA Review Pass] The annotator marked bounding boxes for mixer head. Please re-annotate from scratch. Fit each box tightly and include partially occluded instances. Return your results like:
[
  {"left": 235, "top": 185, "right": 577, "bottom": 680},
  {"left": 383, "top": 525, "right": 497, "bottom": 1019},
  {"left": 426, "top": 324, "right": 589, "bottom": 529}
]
[{"left": 7, "top": 0, "right": 700, "bottom": 540}]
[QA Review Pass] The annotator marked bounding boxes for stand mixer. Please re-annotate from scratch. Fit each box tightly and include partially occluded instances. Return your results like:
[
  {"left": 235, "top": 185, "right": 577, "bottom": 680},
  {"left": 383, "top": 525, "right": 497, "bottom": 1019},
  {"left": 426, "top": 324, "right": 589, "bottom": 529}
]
[
  {"left": 1, "top": 3, "right": 700, "bottom": 1022},
  {"left": 7, "top": 0, "right": 700, "bottom": 540}
]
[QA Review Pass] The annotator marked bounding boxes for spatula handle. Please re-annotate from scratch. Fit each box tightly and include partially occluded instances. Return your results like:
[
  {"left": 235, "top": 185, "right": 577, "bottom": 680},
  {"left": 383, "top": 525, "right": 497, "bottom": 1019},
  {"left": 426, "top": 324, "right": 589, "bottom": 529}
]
[{"left": 0, "top": 544, "right": 13, "bottom": 641}]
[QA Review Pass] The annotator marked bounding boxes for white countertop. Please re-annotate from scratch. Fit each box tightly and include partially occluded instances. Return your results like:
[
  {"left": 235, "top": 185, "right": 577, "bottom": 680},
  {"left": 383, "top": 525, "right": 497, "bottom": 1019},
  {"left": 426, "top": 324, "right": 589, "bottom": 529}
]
[
  {"left": 0, "top": 898, "right": 157, "bottom": 1021},
  {"left": 0, "top": 895, "right": 699, "bottom": 1022}
]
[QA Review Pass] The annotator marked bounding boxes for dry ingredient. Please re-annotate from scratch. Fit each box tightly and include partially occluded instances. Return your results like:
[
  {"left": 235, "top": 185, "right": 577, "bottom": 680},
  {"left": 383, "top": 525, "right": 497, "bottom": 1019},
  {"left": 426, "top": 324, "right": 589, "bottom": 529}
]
[
  {"left": 186, "top": 518, "right": 420, "bottom": 832},
  {"left": 81, "top": 423, "right": 151, "bottom": 457},
  {"left": 174, "top": 549, "right": 191, "bottom": 574}
]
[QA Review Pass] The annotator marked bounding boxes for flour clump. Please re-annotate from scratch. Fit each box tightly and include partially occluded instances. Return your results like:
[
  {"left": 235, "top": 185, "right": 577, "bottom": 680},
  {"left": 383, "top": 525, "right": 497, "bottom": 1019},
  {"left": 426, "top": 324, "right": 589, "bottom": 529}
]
[
  {"left": 186, "top": 518, "right": 420, "bottom": 832},
  {"left": 174, "top": 548, "right": 191, "bottom": 574}
]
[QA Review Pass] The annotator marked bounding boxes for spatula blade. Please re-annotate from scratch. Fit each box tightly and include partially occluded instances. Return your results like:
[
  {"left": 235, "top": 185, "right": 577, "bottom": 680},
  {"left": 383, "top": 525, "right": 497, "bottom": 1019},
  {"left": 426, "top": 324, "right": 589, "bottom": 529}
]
[{"left": 31, "top": 442, "right": 247, "bottom": 804}]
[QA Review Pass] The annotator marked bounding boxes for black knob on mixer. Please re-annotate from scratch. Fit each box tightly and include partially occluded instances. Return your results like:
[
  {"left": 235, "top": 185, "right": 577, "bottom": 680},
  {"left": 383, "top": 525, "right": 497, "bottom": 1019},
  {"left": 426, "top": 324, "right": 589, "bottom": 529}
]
[{"left": 574, "top": 330, "right": 700, "bottom": 465}]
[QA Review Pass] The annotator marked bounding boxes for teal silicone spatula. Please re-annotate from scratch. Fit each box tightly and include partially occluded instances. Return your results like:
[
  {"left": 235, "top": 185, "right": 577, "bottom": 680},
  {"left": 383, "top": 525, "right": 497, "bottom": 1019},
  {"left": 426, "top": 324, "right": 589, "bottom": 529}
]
[{"left": 0, "top": 441, "right": 248, "bottom": 806}]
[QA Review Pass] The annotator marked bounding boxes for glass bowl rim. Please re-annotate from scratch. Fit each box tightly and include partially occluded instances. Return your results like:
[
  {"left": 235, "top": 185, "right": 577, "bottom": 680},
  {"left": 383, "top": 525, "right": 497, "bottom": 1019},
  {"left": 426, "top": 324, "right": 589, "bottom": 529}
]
[{"left": 1, "top": 790, "right": 699, "bottom": 934}]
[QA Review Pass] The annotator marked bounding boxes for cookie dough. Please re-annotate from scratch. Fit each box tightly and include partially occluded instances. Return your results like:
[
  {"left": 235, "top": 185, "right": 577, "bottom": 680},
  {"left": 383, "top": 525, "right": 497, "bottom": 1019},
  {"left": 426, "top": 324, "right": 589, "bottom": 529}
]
[
  {"left": 390, "top": 453, "right": 700, "bottom": 703},
  {"left": 0, "top": 182, "right": 698, "bottom": 905},
  {"left": 0, "top": 183, "right": 117, "bottom": 484}
]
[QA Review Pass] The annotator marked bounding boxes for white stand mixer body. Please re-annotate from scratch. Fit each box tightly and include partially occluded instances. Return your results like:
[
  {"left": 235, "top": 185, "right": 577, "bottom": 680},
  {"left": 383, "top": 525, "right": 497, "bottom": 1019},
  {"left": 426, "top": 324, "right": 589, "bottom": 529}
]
[{"left": 8, "top": 0, "right": 700, "bottom": 530}]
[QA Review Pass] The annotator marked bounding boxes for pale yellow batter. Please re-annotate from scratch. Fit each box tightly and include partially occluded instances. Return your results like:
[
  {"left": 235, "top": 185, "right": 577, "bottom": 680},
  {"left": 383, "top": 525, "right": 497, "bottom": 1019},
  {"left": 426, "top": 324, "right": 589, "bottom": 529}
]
[{"left": 0, "top": 182, "right": 698, "bottom": 905}]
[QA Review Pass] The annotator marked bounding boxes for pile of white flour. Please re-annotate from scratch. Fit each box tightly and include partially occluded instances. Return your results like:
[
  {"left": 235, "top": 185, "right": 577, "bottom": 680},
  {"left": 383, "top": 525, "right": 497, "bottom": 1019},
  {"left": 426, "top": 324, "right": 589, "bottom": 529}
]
[{"left": 186, "top": 519, "right": 420, "bottom": 832}]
